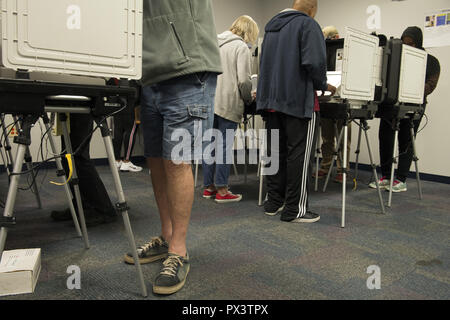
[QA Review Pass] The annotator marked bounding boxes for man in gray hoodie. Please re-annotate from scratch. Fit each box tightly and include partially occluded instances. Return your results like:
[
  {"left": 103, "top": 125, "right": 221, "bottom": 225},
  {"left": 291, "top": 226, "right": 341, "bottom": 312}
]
[{"left": 123, "top": 0, "right": 222, "bottom": 295}]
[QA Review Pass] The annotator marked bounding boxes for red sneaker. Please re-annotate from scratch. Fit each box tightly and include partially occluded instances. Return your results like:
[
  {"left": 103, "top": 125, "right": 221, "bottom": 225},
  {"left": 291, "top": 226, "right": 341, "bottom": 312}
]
[
  {"left": 215, "top": 192, "right": 242, "bottom": 203},
  {"left": 203, "top": 189, "right": 217, "bottom": 199},
  {"left": 334, "top": 173, "right": 343, "bottom": 183},
  {"left": 312, "top": 169, "right": 327, "bottom": 179}
]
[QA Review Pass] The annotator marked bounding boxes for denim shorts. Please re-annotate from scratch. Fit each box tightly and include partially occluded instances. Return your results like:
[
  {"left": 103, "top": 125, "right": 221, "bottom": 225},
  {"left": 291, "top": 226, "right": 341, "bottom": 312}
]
[{"left": 141, "top": 72, "right": 217, "bottom": 162}]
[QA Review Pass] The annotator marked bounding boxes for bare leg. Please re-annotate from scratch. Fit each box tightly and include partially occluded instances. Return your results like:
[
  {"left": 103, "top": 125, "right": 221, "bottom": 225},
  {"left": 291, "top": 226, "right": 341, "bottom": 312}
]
[
  {"left": 163, "top": 160, "right": 194, "bottom": 257},
  {"left": 148, "top": 157, "right": 193, "bottom": 257},
  {"left": 148, "top": 158, "right": 173, "bottom": 244}
]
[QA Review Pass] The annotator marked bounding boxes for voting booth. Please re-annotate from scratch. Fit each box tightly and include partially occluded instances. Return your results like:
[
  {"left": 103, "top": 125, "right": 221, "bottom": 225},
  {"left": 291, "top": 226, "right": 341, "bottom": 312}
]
[
  {"left": 317, "top": 27, "right": 384, "bottom": 227},
  {"left": 0, "top": 0, "right": 142, "bottom": 79},
  {"left": 376, "top": 38, "right": 428, "bottom": 207},
  {"left": 317, "top": 27, "right": 429, "bottom": 227},
  {"left": 0, "top": 0, "right": 148, "bottom": 297}
]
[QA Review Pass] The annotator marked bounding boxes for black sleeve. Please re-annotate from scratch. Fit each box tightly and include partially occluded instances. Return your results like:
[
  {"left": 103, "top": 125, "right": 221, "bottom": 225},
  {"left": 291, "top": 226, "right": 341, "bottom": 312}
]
[
  {"left": 425, "top": 54, "right": 440, "bottom": 97},
  {"left": 300, "top": 19, "right": 328, "bottom": 91}
]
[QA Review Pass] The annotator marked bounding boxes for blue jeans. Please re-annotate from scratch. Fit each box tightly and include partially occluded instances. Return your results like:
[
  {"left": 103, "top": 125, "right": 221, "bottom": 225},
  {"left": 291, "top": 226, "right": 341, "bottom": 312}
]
[
  {"left": 202, "top": 115, "right": 238, "bottom": 188},
  {"left": 141, "top": 72, "right": 217, "bottom": 161}
]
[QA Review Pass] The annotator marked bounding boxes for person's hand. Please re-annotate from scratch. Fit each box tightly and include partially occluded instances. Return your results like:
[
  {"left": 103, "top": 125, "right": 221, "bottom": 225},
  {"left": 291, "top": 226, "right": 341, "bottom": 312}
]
[
  {"left": 322, "top": 84, "right": 337, "bottom": 96},
  {"left": 252, "top": 91, "right": 257, "bottom": 100}
]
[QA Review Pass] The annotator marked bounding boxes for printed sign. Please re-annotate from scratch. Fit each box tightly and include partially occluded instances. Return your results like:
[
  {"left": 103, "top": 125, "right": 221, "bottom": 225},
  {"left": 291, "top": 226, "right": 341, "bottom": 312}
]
[{"left": 424, "top": 8, "right": 450, "bottom": 48}]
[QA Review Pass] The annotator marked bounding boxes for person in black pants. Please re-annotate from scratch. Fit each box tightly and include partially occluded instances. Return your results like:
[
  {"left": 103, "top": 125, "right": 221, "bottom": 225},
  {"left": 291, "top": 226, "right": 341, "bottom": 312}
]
[
  {"left": 256, "top": 0, "right": 335, "bottom": 223},
  {"left": 51, "top": 113, "right": 117, "bottom": 227},
  {"left": 110, "top": 79, "right": 143, "bottom": 173},
  {"left": 370, "top": 26, "right": 441, "bottom": 193}
]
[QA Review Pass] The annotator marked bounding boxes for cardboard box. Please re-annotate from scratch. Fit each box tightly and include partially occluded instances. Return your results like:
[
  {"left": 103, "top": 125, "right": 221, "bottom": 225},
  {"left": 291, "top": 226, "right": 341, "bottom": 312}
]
[{"left": 0, "top": 249, "right": 41, "bottom": 297}]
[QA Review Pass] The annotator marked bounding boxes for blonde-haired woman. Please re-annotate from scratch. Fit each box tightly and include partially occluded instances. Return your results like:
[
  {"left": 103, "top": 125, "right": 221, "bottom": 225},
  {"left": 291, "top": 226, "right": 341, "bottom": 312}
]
[{"left": 202, "top": 15, "right": 259, "bottom": 203}]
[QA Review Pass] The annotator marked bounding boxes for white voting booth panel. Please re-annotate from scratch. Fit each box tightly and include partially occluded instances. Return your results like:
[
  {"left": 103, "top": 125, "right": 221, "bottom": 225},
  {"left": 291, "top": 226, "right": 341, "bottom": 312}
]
[
  {"left": 398, "top": 45, "right": 428, "bottom": 105},
  {"left": 340, "top": 27, "right": 379, "bottom": 101},
  {"left": 0, "top": 0, "right": 143, "bottom": 79}
]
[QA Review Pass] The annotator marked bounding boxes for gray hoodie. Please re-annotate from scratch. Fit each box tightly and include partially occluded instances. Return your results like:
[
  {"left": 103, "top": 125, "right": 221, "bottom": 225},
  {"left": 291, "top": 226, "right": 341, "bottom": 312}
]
[{"left": 214, "top": 31, "right": 253, "bottom": 124}]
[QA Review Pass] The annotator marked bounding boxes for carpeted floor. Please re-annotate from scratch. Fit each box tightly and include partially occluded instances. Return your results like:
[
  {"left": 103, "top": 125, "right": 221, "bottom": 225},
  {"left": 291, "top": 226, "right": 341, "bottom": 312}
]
[{"left": 0, "top": 164, "right": 449, "bottom": 300}]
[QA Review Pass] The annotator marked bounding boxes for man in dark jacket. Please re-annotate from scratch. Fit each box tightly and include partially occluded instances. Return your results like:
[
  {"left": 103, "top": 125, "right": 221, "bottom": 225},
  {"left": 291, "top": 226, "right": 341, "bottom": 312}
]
[
  {"left": 257, "top": 0, "right": 335, "bottom": 223},
  {"left": 370, "top": 26, "right": 441, "bottom": 193}
]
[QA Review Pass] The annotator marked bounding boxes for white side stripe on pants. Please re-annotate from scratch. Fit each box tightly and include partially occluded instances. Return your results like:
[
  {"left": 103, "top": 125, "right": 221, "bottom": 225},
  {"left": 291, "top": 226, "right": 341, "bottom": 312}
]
[{"left": 297, "top": 112, "right": 316, "bottom": 218}]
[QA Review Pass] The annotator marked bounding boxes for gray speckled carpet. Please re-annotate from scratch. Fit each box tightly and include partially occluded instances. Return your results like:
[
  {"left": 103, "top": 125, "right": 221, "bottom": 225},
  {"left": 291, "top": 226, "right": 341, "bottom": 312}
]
[{"left": 0, "top": 164, "right": 449, "bottom": 300}]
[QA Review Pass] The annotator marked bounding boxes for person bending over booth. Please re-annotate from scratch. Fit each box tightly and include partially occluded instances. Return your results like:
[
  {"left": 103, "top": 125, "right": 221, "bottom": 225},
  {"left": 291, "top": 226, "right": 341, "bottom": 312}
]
[
  {"left": 370, "top": 26, "right": 440, "bottom": 193},
  {"left": 257, "top": 0, "right": 336, "bottom": 223},
  {"left": 202, "top": 15, "right": 259, "bottom": 203},
  {"left": 316, "top": 26, "right": 352, "bottom": 184}
]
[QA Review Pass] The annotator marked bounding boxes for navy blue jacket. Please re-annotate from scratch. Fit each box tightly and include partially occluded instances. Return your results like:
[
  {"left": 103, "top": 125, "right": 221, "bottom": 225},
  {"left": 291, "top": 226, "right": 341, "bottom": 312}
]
[{"left": 256, "top": 10, "right": 328, "bottom": 119}]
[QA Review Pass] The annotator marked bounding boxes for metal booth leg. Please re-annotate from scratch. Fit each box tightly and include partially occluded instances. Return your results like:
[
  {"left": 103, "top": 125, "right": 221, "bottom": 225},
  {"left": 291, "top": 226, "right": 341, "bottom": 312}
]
[
  {"left": 361, "top": 120, "right": 386, "bottom": 214},
  {"left": 96, "top": 118, "right": 148, "bottom": 297},
  {"left": 314, "top": 125, "right": 321, "bottom": 192},
  {"left": 354, "top": 120, "right": 363, "bottom": 185},
  {"left": 341, "top": 121, "right": 348, "bottom": 228},
  {"left": 42, "top": 114, "right": 83, "bottom": 238},
  {"left": 323, "top": 121, "right": 344, "bottom": 192},
  {"left": 0, "top": 115, "right": 39, "bottom": 253},
  {"left": 409, "top": 117, "right": 423, "bottom": 200},
  {"left": 60, "top": 114, "right": 90, "bottom": 249},
  {"left": 13, "top": 116, "right": 42, "bottom": 209},
  {"left": 258, "top": 121, "right": 266, "bottom": 207},
  {"left": 388, "top": 120, "right": 400, "bottom": 208},
  {"left": 1, "top": 114, "right": 15, "bottom": 174},
  {"left": 194, "top": 160, "right": 199, "bottom": 188},
  {"left": 243, "top": 116, "right": 248, "bottom": 184}
]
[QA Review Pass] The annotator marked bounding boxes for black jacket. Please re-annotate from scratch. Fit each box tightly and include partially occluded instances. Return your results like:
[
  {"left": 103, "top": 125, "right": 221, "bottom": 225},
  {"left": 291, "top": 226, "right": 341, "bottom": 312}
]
[{"left": 256, "top": 10, "right": 327, "bottom": 119}]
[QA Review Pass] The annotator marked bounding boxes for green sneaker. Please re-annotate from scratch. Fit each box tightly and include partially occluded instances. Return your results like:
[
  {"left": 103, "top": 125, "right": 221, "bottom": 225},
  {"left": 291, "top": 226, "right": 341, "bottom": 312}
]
[
  {"left": 369, "top": 176, "right": 390, "bottom": 189},
  {"left": 153, "top": 253, "right": 190, "bottom": 295},
  {"left": 124, "top": 236, "right": 169, "bottom": 265},
  {"left": 386, "top": 180, "right": 407, "bottom": 193}
]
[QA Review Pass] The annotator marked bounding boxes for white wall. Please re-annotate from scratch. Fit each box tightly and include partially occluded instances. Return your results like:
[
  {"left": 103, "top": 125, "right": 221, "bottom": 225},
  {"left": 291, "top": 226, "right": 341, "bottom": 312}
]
[
  {"left": 2, "top": 0, "right": 449, "bottom": 179},
  {"left": 261, "top": 0, "right": 450, "bottom": 178}
]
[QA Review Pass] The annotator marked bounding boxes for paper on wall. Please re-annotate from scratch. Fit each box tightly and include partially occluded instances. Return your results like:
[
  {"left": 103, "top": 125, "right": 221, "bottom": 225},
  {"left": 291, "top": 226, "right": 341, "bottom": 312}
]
[{"left": 424, "top": 8, "right": 450, "bottom": 48}]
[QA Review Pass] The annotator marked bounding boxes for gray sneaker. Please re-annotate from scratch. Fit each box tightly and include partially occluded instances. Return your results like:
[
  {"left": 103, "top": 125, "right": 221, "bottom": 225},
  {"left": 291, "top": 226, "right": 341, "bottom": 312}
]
[
  {"left": 124, "top": 236, "right": 169, "bottom": 265},
  {"left": 369, "top": 176, "right": 390, "bottom": 189},
  {"left": 153, "top": 253, "right": 190, "bottom": 295},
  {"left": 386, "top": 180, "right": 407, "bottom": 193}
]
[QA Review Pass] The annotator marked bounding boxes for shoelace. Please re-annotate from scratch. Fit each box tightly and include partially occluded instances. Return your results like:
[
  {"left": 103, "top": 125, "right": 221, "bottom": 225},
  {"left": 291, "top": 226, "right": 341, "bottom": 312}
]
[
  {"left": 138, "top": 237, "right": 164, "bottom": 254},
  {"left": 160, "top": 255, "right": 183, "bottom": 277}
]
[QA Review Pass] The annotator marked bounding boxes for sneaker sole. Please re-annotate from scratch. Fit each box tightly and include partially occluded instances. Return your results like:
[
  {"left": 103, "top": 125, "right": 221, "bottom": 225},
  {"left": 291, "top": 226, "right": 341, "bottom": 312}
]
[
  {"left": 215, "top": 196, "right": 242, "bottom": 203},
  {"left": 265, "top": 206, "right": 284, "bottom": 216},
  {"left": 291, "top": 216, "right": 321, "bottom": 223},
  {"left": 369, "top": 184, "right": 389, "bottom": 190},
  {"left": 123, "top": 253, "right": 168, "bottom": 265},
  {"left": 153, "top": 265, "right": 190, "bottom": 295},
  {"left": 203, "top": 195, "right": 216, "bottom": 199},
  {"left": 386, "top": 188, "right": 407, "bottom": 193}
]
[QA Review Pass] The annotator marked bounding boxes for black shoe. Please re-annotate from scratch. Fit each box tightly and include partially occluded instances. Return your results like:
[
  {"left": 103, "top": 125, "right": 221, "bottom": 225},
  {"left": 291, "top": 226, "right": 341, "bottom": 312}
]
[
  {"left": 264, "top": 202, "right": 284, "bottom": 216},
  {"left": 51, "top": 208, "right": 117, "bottom": 227},
  {"left": 82, "top": 214, "right": 117, "bottom": 227},
  {"left": 290, "top": 211, "right": 320, "bottom": 223},
  {"left": 51, "top": 208, "right": 73, "bottom": 222},
  {"left": 153, "top": 253, "right": 190, "bottom": 295}
]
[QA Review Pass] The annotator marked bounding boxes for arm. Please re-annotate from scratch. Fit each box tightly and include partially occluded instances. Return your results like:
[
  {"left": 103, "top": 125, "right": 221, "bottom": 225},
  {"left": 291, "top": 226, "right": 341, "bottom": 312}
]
[
  {"left": 300, "top": 20, "right": 328, "bottom": 91},
  {"left": 425, "top": 56, "right": 440, "bottom": 97},
  {"left": 236, "top": 44, "right": 253, "bottom": 104}
]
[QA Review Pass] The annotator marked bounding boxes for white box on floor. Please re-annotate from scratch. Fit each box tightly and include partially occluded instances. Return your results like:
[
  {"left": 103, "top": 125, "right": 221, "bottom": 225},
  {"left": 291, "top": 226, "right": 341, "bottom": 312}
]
[{"left": 0, "top": 248, "right": 41, "bottom": 297}]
